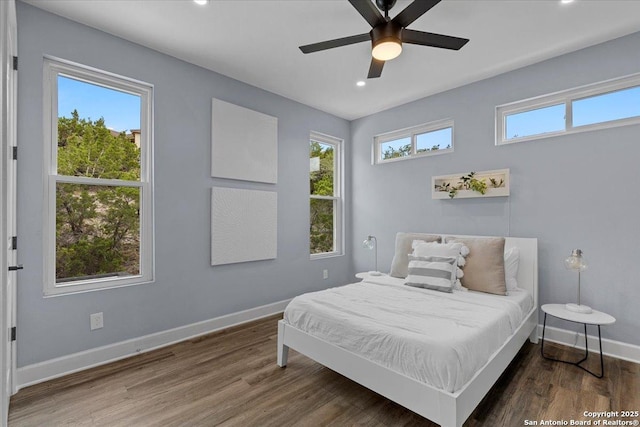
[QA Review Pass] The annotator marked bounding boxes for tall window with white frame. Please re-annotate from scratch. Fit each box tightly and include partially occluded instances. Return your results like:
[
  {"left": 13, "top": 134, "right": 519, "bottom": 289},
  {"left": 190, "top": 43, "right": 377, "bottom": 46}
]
[
  {"left": 43, "top": 58, "right": 153, "bottom": 296},
  {"left": 309, "top": 133, "right": 342, "bottom": 257}
]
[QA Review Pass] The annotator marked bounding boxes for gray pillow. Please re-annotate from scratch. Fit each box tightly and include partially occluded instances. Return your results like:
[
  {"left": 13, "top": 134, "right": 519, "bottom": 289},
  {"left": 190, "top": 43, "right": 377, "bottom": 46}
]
[
  {"left": 445, "top": 236, "right": 506, "bottom": 295},
  {"left": 405, "top": 255, "right": 456, "bottom": 293},
  {"left": 389, "top": 232, "right": 441, "bottom": 278}
]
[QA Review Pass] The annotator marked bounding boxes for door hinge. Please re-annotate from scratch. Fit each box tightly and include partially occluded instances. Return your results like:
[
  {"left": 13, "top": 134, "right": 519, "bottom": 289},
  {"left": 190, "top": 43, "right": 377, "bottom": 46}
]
[
  {"left": 11, "top": 236, "right": 17, "bottom": 250},
  {"left": 12, "top": 56, "right": 18, "bottom": 71},
  {"left": 12, "top": 146, "right": 17, "bottom": 160},
  {"left": 10, "top": 327, "right": 16, "bottom": 342}
]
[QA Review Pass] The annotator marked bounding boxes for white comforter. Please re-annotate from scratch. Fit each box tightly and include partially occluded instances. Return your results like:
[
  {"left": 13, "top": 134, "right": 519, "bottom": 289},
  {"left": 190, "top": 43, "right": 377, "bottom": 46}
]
[{"left": 283, "top": 275, "right": 533, "bottom": 393}]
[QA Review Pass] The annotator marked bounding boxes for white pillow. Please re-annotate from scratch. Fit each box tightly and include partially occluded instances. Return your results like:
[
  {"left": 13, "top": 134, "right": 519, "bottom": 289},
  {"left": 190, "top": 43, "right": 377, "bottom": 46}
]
[
  {"left": 412, "top": 240, "right": 464, "bottom": 259},
  {"left": 389, "top": 233, "right": 442, "bottom": 278},
  {"left": 504, "top": 246, "right": 520, "bottom": 291},
  {"left": 411, "top": 241, "right": 468, "bottom": 290},
  {"left": 405, "top": 255, "right": 457, "bottom": 293}
]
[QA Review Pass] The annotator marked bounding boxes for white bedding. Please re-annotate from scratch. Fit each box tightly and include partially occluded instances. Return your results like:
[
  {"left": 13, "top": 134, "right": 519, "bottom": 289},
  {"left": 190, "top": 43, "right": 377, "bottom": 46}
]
[{"left": 283, "top": 275, "right": 533, "bottom": 393}]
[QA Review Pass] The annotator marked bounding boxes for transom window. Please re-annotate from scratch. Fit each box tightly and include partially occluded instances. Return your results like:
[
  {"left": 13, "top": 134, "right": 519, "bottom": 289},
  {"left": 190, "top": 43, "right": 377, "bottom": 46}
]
[
  {"left": 309, "top": 132, "right": 343, "bottom": 258},
  {"left": 43, "top": 57, "right": 154, "bottom": 296},
  {"left": 374, "top": 119, "right": 454, "bottom": 164},
  {"left": 497, "top": 73, "right": 640, "bottom": 145}
]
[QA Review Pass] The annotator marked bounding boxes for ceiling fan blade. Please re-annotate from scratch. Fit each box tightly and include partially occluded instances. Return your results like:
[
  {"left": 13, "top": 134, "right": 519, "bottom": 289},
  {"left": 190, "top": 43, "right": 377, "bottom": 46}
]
[
  {"left": 402, "top": 29, "right": 469, "bottom": 50},
  {"left": 299, "top": 33, "right": 370, "bottom": 54},
  {"left": 348, "top": 0, "right": 386, "bottom": 28},
  {"left": 368, "top": 58, "right": 385, "bottom": 78},
  {"left": 392, "top": 0, "right": 441, "bottom": 28}
]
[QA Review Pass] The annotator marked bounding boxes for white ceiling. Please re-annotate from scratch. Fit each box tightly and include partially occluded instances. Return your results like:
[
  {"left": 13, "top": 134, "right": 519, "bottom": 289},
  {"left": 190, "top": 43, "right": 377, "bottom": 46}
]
[{"left": 23, "top": 0, "right": 640, "bottom": 120}]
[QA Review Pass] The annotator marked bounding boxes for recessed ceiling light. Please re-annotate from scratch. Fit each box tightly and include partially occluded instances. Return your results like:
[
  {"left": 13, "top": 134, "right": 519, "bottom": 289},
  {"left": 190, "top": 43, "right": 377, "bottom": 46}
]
[
  {"left": 356, "top": 81, "right": 366, "bottom": 87},
  {"left": 560, "top": 0, "right": 574, "bottom": 4},
  {"left": 193, "top": 0, "right": 209, "bottom": 5}
]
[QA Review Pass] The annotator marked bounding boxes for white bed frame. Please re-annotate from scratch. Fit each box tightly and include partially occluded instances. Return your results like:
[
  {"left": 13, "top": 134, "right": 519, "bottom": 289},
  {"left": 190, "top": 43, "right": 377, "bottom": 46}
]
[{"left": 277, "top": 235, "right": 538, "bottom": 427}]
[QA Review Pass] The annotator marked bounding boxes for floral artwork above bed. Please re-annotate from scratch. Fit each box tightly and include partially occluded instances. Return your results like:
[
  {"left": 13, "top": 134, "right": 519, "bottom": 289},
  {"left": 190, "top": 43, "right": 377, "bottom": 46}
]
[{"left": 432, "top": 169, "right": 510, "bottom": 199}]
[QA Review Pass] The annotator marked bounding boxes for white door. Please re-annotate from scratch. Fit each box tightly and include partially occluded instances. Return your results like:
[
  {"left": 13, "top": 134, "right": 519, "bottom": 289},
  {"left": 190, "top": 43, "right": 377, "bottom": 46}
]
[{"left": 1, "top": 0, "right": 18, "bottom": 422}]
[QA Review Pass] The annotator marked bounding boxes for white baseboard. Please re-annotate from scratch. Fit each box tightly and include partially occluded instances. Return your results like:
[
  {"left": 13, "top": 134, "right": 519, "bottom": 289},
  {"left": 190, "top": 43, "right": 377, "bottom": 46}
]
[
  {"left": 537, "top": 324, "right": 640, "bottom": 364},
  {"left": 16, "top": 299, "right": 290, "bottom": 391}
]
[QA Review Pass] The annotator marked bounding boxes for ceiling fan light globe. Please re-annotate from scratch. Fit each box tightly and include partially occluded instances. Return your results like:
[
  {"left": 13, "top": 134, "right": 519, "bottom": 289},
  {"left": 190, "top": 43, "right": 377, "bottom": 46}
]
[{"left": 372, "top": 40, "right": 402, "bottom": 61}]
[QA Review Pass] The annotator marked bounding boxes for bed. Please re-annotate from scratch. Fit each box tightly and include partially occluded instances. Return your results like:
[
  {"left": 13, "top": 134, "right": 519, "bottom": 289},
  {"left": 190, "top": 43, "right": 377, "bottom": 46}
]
[{"left": 277, "top": 234, "right": 538, "bottom": 427}]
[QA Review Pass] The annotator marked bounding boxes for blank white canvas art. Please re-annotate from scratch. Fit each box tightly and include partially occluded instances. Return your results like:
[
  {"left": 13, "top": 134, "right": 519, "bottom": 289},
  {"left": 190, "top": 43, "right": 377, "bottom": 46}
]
[
  {"left": 211, "top": 187, "right": 277, "bottom": 266},
  {"left": 211, "top": 98, "right": 278, "bottom": 184}
]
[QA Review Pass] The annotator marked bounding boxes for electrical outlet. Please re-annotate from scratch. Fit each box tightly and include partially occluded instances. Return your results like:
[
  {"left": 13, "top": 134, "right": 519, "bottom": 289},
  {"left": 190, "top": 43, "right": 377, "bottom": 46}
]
[
  {"left": 323, "top": 269, "right": 329, "bottom": 279},
  {"left": 90, "top": 312, "right": 104, "bottom": 330}
]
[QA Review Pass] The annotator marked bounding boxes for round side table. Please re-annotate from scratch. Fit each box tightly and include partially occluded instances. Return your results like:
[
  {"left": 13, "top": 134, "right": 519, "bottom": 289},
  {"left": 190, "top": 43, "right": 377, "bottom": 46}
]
[{"left": 540, "top": 303, "right": 615, "bottom": 378}]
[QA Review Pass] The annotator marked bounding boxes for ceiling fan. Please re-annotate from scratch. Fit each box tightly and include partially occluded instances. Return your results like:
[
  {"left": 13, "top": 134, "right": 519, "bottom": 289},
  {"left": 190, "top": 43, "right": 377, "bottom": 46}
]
[{"left": 299, "top": 0, "right": 469, "bottom": 79}]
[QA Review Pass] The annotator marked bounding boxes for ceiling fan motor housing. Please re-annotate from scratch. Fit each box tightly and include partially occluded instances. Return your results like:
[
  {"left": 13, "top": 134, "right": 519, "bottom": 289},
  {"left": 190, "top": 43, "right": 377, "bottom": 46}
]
[{"left": 371, "top": 21, "right": 403, "bottom": 58}]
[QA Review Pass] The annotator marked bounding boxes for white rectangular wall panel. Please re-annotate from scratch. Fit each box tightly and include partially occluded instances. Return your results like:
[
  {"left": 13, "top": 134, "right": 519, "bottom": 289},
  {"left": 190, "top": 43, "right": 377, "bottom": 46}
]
[
  {"left": 211, "top": 98, "right": 278, "bottom": 184},
  {"left": 211, "top": 187, "right": 277, "bottom": 266}
]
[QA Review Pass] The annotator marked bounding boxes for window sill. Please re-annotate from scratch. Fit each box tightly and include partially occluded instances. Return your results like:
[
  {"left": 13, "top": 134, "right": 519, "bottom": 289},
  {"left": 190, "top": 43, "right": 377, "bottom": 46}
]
[
  {"left": 310, "top": 252, "right": 344, "bottom": 261},
  {"left": 44, "top": 276, "right": 154, "bottom": 297}
]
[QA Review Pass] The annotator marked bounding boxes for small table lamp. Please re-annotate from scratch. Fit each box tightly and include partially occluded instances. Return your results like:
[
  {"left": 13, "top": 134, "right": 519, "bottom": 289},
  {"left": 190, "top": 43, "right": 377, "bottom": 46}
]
[
  {"left": 564, "top": 249, "right": 591, "bottom": 314},
  {"left": 362, "top": 235, "right": 382, "bottom": 276}
]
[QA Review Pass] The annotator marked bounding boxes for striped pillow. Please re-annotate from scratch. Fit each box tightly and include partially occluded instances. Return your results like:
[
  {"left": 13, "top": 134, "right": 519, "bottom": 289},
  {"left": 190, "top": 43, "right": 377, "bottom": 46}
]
[{"left": 405, "top": 255, "right": 457, "bottom": 293}]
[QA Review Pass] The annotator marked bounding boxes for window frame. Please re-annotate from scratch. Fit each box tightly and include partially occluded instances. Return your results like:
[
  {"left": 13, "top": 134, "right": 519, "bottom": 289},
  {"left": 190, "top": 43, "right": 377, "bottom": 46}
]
[
  {"left": 496, "top": 72, "right": 640, "bottom": 145},
  {"left": 374, "top": 119, "right": 454, "bottom": 164},
  {"left": 309, "top": 131, "right": 343, "bottom": 260},
  {"left": 43, "top": 57, "right": 154, "bottom": 296}
]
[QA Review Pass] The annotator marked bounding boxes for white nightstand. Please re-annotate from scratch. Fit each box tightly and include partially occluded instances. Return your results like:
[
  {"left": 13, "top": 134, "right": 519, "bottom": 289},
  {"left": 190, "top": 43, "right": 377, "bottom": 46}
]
[
  {"left": 355, "top": 271, "right": 386, "bottom": 280},
  {"left": 541, "top": 303, "right": 615, "bottom": 378}
]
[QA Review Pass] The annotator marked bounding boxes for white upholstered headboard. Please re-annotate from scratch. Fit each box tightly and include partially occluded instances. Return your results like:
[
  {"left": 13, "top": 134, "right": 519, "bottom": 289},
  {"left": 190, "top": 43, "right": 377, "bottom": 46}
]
[{"left": 504, "top": 236, "right": 538, "bottom": 311}]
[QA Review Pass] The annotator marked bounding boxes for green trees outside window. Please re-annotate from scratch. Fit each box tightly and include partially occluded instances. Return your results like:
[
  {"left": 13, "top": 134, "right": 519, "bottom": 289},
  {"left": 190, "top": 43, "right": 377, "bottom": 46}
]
[
  {"left": 56, "top": 111, "right": 141, "bottom": 282},
  {"left": 310, "top": 140, "right": 336, "bottom": 254}
]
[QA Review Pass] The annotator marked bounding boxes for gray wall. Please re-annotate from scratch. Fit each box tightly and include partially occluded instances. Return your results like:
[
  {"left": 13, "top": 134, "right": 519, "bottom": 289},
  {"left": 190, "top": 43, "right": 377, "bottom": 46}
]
[
  {"left": 16, "top": 2, "right": 351, "bottom": 367},
  {"left": 351, "top": 30, "right": 640, "bottom": 346}
]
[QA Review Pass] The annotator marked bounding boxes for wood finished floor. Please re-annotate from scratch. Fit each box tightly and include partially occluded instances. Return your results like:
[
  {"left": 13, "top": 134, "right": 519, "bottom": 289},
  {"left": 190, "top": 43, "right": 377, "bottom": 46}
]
[{"left": 9, "top": 314, "right": 639, "bottom": 427}]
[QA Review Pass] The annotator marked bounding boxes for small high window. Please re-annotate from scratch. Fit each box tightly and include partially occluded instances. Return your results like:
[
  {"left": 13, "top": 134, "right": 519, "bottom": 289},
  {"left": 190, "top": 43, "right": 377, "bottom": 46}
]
[
  {"left": 374, "top": 119, "right": 454, "bottom": 164},
  {"left": 505, "top": 104, "right": 565, "bottom": 140},
  {"left": 572, "top": 86, "right": 640, "bottom": 127},
  {"left": 497, "top": 73, "right": 640, "bottom": 145}
]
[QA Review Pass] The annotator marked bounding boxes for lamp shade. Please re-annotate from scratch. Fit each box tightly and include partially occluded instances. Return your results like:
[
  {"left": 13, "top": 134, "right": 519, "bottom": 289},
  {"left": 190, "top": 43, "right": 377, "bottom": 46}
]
[
  {"left": 362, "top": 235, "right": 381, "bottom": 275},
  {"left": 362, "top": 236, "right": 375, "bottom": 250},
  {"left": 371, "top": 22, "right": 403, "bottom": 61},
  {"left": 564, "top": 249, "right": 587, "bottom": 271}
]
